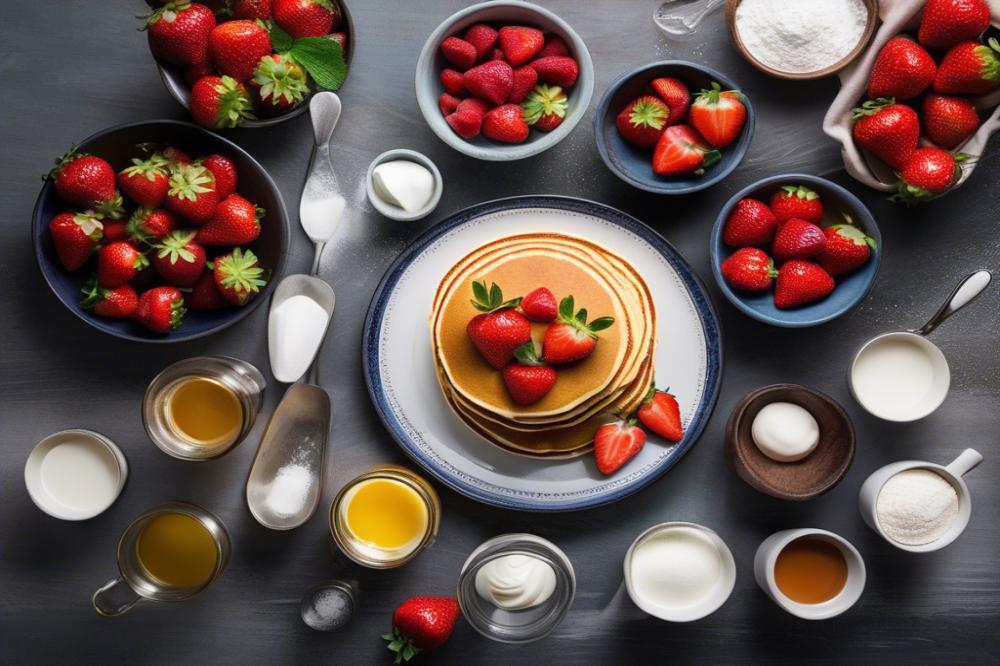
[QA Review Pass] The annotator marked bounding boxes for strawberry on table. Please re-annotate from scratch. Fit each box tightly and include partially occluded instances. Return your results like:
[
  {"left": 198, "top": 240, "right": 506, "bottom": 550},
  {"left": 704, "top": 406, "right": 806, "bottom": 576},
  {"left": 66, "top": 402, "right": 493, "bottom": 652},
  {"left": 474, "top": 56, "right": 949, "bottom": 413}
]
[
  {"left": 166, "top": 163, "right": 219, "bottom": 223},
  {"left": 538, "top": 35, "right": 570, "bottom": 59},
  {"left": 482, "top": 103, "right": 530, "bottom": 143},
  {"left": 213, "top": 247, "right": 267, "bottom": 305},
  {"left": 637, "top": 387, "right": 684, "bottom": 442},
  {"left": 530, "top": 56, "right": 579, "bottom": 88},
  {"left": 463, "top": 60, "right": 514, "bottom": 106},
  {"left": 933, "top": 38, "right": 1000, "bottom": 96},
  {"left": 49, "top": 211, "right": 103, "bottom": 271},
  {"left": 466, "top": 280, "right": 530, "bottom": 369},
  {"left": 774, "top": 260, "right": 835, "bottom": 309},
  {"left": 81, "top": 279, "right": 139, "bottom": 319},
  {"left": 498, "top": 26, "right": 544, "bottom": 66},
  {"left": 440, "top": 36, "right": 478, "bottom": 71},
  {"left": 502, "top": 342, "right": 557, "bottom": 405},
  {"left": 464, "top": 23, "right": 498, "bottom": 60},
  {"left": 689, "top": 82, "right": 746, "bottom": 148},
  {"left": 615, "top": 95, "right": 669, "bottom": 148},
  {"left": 190, "top": 75, "right": 255, "bottom": 129},
  {"left": 520, "top": 287, "right": 558, "bottom": 323},
  {"left": 652, "top": 125, "right": 720, "bottom": 177},
  {"left": 117, "top": 155, "right": 170, "bottom": 208},
  {"left": 650, "top": 77, "right": 691, "bottom": 125},
  {"left": 521, "top": 84, "right": 568, "bottom": 133},
  {"left": 187, "top": 269, "right": 230, "bottom": 310},
  {"left": 542, "top": 295, "right": 615, "bottom": 364},
  {"left": 250, "top": 54, "right": 309, "bottom": 112},
  {"left": 771, "top": 218, "right": 827, "bottom": 263},
  {"left": 209, "top": 20, "right": 271, "bottom": 81},
  {"left": 196, "top": 194, "right": 263, "bottom": 245},
  {"left": 816, "top": 224, "right": 876, "bottom": 277},
  {"left": 151, "top": 230, "right": 206, "bottom": 287},
  {"left": 723, "top": 198, "right": 778, "bottom": 247},
  {"left": 272, "top": 0, "right": 339, "bottom": 39},
  {"left": 126, "top": 207, "right": 177, "bottom": 244},
  {"left": 141, "top": 1, "right": 216, "bottom": 66},
  {"left": 383, "top": 596, "right": 459, "bottom": 663},
  {"left": 721, "top": 247, "right": 777, "bottom": 292},
  {"left": 922, "top": 94, "right": 980, "bottom": 149},
  {"left": 509, "top": 65, "right": 539, "bottom": 104},
  {"left": 200, "top": 154, "right": 239, "bottom": 200},
  {"left": 770, "top": 185, "right": 823, "bottom": 224},
  {"left": 868, "top": 37, "right": 936, "bottom": 100},
  {"left": 440, "top": 69, "right": 465, "bottom": 95},
  {"left": 918, "top": 0, "right": 991, "bottom": 51},
  {"left": 594, "top": 419, "right": 647, "bottom": 475},
  {"left": 892, "top": 147, "right": 965, "bottom": 203},
  {"left": 98, "top": 241, "right": 149, "bottom": 288},
  {"left": 49, "top": 150, "right": 123, "bottom": 218},
  {"left": 135, "top": 286, "right": 187, "bottom": 333},
  {"left": 851, "top": 98, "right": 920, "bottom": 170}
]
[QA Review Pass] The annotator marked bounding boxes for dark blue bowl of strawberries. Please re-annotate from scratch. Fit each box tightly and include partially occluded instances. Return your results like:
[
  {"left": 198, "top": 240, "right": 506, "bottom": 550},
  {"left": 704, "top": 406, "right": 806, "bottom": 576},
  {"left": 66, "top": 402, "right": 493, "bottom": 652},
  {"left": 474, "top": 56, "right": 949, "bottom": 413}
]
[{"left": 32, "top": 120, "right": 288, "bottom": 342}]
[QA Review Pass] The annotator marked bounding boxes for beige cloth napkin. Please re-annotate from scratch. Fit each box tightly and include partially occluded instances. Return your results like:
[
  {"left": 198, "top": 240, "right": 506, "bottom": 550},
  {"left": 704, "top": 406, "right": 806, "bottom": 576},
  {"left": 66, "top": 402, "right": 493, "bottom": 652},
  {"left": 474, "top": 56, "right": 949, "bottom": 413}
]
[{"left": 822, "top": 0, "right": 1000, "bottom": 192}]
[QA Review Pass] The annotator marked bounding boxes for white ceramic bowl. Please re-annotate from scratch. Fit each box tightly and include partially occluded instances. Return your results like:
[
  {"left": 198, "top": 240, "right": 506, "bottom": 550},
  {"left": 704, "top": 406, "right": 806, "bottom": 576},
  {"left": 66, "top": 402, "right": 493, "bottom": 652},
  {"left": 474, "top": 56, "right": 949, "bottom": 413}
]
[
  {"left": 414, "top": 0, "right": 594, "bottom": 161},
  {"left": 366, "top": 149, "right": 443, "bottom": 221}
]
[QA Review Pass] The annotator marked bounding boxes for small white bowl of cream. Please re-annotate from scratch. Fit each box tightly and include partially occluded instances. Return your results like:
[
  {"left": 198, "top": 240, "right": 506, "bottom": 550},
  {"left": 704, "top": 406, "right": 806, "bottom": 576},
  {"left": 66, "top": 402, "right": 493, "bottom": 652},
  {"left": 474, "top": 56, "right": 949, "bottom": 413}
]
[
  {"left": 366, "top": 149, "right": 442, "bottom": 222},
  {"left": 624, "top": 522, "right": 736, "bottom": 622}
]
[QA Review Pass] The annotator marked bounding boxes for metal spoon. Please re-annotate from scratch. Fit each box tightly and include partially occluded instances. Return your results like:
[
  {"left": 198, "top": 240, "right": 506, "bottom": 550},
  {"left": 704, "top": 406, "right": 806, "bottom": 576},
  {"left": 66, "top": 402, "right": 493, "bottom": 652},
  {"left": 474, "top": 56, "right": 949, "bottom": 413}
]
[
  {"left": 653, "top": 0, "right": 724, "bottom": 40},
  {"left": 300, "top": 92, "right": 346, "bottom": 275}
]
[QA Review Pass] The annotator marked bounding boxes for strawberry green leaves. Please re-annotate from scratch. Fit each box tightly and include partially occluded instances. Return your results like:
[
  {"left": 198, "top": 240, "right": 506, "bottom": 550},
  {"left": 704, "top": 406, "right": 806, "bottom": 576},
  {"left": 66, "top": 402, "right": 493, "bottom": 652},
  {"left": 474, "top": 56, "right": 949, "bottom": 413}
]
[
  {"left": 269, "top": 21, "right": 294, "bottom": 52},
  {"left": 470, "top": 279, "right": 522, "bottom": 312},
  {"left": 269, "top": 21, "right": 347, "bottom": 91}
]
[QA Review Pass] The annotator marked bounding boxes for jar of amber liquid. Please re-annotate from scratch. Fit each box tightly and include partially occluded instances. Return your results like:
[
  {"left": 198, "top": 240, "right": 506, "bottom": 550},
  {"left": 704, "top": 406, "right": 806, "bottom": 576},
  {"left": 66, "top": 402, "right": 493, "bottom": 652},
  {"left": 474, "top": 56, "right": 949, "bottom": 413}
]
[{"left": 329, "top": 466, "right": 441, "bottom": 569}]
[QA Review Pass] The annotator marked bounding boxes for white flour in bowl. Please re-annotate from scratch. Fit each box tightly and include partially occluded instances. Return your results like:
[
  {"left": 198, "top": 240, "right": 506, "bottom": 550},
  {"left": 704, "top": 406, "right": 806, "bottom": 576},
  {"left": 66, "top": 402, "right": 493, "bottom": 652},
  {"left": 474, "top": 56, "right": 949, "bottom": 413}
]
[
  {"left": 876, "top": 469, "right": 959, "bottom": 545},
  {"left": 734, "top": 0, "right": 869, "bottom": 74}
]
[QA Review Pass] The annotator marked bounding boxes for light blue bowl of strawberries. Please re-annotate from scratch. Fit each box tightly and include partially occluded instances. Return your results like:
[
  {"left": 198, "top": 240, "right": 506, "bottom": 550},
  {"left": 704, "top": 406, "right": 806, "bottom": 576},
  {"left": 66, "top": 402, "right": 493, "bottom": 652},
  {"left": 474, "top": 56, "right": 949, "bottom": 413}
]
[{"left": 710, "top": 174, "right": 881, "bottom": 328}]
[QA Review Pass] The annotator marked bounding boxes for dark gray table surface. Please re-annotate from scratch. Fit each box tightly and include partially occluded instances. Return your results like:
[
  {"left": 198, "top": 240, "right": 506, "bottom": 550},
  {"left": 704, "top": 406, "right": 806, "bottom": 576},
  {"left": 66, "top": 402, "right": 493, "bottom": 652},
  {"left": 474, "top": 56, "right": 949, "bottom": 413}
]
[{"left": 2, "top": 1, "right": 998, "bottom": 663}]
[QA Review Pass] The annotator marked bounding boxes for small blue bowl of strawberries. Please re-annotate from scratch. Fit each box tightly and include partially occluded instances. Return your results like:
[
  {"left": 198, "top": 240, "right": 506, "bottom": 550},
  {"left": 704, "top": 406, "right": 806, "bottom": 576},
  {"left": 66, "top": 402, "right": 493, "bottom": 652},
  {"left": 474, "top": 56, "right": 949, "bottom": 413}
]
[
  {"left": 710, "top": 174, "right": 881, "bottom": 328},
  {"left": 32, "top": 120, "right": 288, "bottom": 343},
  {"left": 594, "top": 61, "right": 755, "bottom": 194}
]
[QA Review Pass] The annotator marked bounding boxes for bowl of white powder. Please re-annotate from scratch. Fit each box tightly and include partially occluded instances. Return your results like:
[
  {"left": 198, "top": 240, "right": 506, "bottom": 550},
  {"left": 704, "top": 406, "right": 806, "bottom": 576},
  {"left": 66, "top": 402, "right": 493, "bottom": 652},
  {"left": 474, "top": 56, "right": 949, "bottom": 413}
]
[{"left": 726, "top": 0, "right": 878, "bottom": 79}]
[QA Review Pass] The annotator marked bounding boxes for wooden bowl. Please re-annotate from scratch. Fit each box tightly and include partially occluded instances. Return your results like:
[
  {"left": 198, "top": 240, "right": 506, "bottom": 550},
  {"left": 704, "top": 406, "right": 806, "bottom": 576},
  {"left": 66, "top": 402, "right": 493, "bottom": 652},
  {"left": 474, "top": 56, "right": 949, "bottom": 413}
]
[
  {"left": 725, "top": 384, "right": 855, "bottom": 500},
  {"left": 725, "top": 0, "right": 879, "bottom": 80}
]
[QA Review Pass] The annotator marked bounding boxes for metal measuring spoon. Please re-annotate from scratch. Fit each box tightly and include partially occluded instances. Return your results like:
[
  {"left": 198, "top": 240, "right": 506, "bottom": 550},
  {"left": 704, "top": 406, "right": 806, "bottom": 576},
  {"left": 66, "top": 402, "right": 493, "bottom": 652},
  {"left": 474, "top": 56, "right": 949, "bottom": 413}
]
[
  {"left": 300, "top": 92, "right": 346, "bottom": 274},
  {"left": 653, "top": 0, "right": 723, "bottom": 39}
]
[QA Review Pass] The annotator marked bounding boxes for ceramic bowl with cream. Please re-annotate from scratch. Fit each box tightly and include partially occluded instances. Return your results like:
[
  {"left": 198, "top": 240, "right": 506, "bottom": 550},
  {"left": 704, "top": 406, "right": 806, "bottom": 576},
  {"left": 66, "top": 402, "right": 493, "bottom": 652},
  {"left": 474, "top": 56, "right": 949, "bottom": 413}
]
[{"left": 366, "top": 149, "right": 443, "bottom": 221}]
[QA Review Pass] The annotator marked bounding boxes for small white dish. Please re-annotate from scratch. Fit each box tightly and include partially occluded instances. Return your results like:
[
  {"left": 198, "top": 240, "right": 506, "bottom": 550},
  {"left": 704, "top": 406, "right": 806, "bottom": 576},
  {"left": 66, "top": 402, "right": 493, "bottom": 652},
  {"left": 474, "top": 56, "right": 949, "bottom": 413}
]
[
  {"left": 754, "top": 528, "right": 865, "bottom": 620},
  {"left": 25, "top": 429, "right": 128, "bottom": 520},
  {"left": 366, "top": 149, "right": 442, "bottom": 222},
  {"left": 858, "top": 449, "right": 982, "bottom": 553}
]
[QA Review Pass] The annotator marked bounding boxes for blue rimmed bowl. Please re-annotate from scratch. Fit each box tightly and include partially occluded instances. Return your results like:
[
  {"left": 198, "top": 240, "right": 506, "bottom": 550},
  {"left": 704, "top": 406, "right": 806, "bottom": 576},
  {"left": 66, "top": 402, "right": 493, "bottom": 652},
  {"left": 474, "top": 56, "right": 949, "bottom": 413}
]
[
  {"left": 709, "top": 174, "right": 881, "bottom": 328},
  {"left": 594, "top": 61, "right": 755, "bottom": 194}
]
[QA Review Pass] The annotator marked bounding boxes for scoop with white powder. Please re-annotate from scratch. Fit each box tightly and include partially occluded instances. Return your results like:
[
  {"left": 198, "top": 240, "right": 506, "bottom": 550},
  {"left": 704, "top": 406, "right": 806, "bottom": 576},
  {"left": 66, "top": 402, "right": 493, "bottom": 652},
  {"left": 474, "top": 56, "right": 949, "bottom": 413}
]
[{"left": 876, "top": 469, "right": 959, "bottom": 545}]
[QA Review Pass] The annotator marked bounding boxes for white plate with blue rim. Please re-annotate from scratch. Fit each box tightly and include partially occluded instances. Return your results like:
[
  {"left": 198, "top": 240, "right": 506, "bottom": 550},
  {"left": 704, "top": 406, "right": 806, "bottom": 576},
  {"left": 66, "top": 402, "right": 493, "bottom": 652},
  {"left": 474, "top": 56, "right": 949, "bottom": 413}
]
[{"left": 363, "top": 196, "right": 722, "bottom": 512}]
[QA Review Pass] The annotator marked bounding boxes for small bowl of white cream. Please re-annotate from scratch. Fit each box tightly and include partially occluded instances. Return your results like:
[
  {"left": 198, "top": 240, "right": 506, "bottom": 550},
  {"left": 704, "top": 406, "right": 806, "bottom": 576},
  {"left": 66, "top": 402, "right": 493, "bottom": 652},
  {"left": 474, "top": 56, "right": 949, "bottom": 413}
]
[
  {"left": 624, "top": 522, "right": 736, "bottom": 623},
  {"left": 366, "top": 149, "right": 442, "bottom": 222},
  {"left": 457, "top": 533, "right": 575, "bottom": 643}
]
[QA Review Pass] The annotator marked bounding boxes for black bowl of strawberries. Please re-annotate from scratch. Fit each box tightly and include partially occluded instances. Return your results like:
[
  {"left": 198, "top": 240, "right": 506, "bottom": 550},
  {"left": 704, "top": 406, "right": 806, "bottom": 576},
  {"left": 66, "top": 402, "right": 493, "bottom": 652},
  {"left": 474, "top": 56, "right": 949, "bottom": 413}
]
[
  {"left": 32, "top": 120, "right": 288, "bottom": 342},
  {"left": 143, "top": 0, "right": 353, "bottom": 129}
]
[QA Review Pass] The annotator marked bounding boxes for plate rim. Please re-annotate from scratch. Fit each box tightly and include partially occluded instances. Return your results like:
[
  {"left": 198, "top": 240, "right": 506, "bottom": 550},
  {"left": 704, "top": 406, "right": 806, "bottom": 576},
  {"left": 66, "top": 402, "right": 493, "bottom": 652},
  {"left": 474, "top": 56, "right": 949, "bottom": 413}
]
[{"left": 362, "top": 195, "right": 724, "bottom": 511}]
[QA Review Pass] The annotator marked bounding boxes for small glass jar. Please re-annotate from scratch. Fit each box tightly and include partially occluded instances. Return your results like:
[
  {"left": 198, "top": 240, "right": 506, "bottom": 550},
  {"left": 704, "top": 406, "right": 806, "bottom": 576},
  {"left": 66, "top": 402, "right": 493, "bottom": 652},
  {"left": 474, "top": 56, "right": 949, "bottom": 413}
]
[
  {"left": 329, "top": 466, "right": 440, "bottom": 569},
  {"left": 142, "top": 356, "right": 265, "bottom": 461},
  {"left": 457, "top": 534, "right": 575, "bottom": 643}
]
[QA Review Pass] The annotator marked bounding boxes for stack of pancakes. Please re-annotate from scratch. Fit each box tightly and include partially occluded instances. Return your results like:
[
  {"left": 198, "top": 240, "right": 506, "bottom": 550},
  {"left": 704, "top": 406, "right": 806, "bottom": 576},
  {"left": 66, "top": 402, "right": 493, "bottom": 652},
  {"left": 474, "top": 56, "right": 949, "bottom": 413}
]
[{"left": 430, "top": 232, "right": 657, "bottom": 458}]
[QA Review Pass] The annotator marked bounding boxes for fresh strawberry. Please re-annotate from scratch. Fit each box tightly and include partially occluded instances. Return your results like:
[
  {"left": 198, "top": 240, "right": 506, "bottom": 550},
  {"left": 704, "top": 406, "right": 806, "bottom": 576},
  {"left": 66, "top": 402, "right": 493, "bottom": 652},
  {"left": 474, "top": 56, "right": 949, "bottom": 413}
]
[
  {"left": 445, "top": 109, "right": 483, "bottom": 139},
  {"left": 816, "top": 224, "right": 876, "bottom": 276},
  {"left": 208, "top": 20, "right": 271, "bottom": 81},
  {"left": 440, "top": 36, "right": 477, "bottom": 71},
  {"left": 774, "top": 260, "right": 835, "bottom": 309},
  {"left": 933, "top": 38, "right": 1000, "bottom": 95},
  {"left": 465, "top": 280, "right": 530, "bottom": 369},
  {"left": 200, "top": 153, "right": 239, "bottom": 199},
  {"left": 868, "top": 37, "right": 936, "bottom": 100},
  {"left": 97, "top": 241, "right": 149, "bottom": 288},
  {"left": 918, "top": 0, "right": 991, "bottom": 50},
  {"left": 771, "top": 218, "right": 827, "bottom": 262},
  {"left": 652, "top": 125, "right": 720, "bottom": 176},
  {"left": 502, "top": 342, "right": 557, "bottom": 405},
  {"left": 462, "top": 60, "right": 514, "bottom": 106},
  {"left": 135, "top": 286, "right": 186, "bottom": 333},
  {"left": 650, "top": 77, "right": 691, "bottom": 125},
  {"left": 457, "top": 97, "right": 490, "bottom": 116},
  {"left": 440, "top": 69, "right": 465, "bottom": 95},
  {"left": 213, "top": 247, "right": 267, "bottom": 305},
  {"left": 464, "top": 23, "right": 498, "bottom": 60},
  {"left": 689, "top": 82, "right": 746, "bottom": 148},
  {"left": 190, "top": 75, "right": 255, "bottom": 128},
  {"left": 183, "top": 60, "right": 216, "bottom": 87},
  {"left": 126, "top": 207, "right": 177, "bottom": 243},
  {"left": 166, "top": 163, "right": 219, "bottom": 223},
  {"left": 482, "top": 103, "right": 530, "bottom": 143},
  {"left": 520, "top": 287, "right": 558, "bottom": 322},
  {"left": 117, "top": 155, "right": 170, "bottom": 208},
  {"left": 163, "top": 146, "right": 193, "bottom": 167},
  {"left": 498, "top": 26, "right": 544, "bottom": 66},
  {"left": 721, "top": 247, "right": 777, "bottom": 292},
  {"left": 49, "top": 211, "right": 103, "bottom": 271},
  {"left": 490, "top": 48, "right": 507, "bottom": 62},
  {"left": 102, "top": 220, "right": 127, "bottom": 242},
  {"left": 226, "top": 0, "right": 272, "bottom": 20},
  {"left": 530, "top": 56, "right": 579, "bottom": 87},
  {"left": 383, "top": 597, "right": 459, "bottom": 663},
  {"left": 272, "top": 0, "right": 338, "bottom": 39},
  {"left": 521, "top": 84, "right": 567, "bottom": 133},
  {"left": 187, "top": 268, "right": 230, "bottom": 310},
  {"left": 770, "top": 185, "right": 823, "bottom": 224},
  {"left": 637, "top": 388, "right": 683, "bottom": 442},
  {"left": 150, "top": 230, "right": 206, "bottom": 287},
  {"left": 722, "top": 198, "right": 778, "bottom": 247},
  {"left": 49, "top": 150, "right": 123, "bottom": 217},
  {"left": 196, "top": 194, "right": 262, "bottom": 245},
  {"left": 542, "top": 295, "right": 615, "bottom": 364},
  {"left": 922, "top": 94, "right": 980, "bottom": 149},
  {"left": 615, "top": 95, "right": 669, "bottom": 147},
  {"left": 851, "top": 98, "right": 920, "bottom": 170},
  {"left": 81, "top": 279, "right": 139, "bottom": 319},
  {"left": 537, "top": 35, "right": 570, "bottom": 58},
  {"left": 141, "top": 1, "right": 216, "bottom": 66},
  {"left": 250, "top": 53, "right": 308, "bottom": 111},
  {"left": 509, "top": 65, "right": 539, "bottom": 103},
  {"left": 439, "top": 92, "right": 461, "bottom": 116},
  {"left": 594, "top": 419, "right": 647, "bottom": 475},
  {"left": 892, "top": 148, "right": 965, "bottom": 203}
]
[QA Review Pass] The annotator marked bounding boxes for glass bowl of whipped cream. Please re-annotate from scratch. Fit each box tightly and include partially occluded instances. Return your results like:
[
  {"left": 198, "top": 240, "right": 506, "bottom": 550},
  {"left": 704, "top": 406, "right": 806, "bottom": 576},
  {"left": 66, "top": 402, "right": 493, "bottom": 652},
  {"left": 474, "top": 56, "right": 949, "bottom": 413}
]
[{"left": 457, "top": 533, "right": 575, "bottom": 643}]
